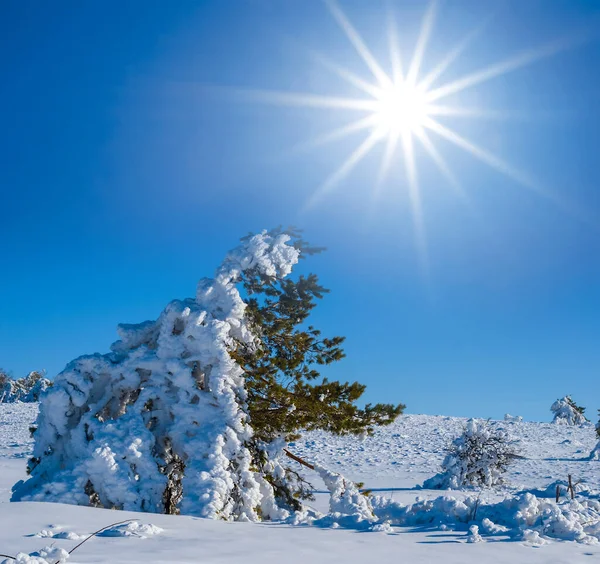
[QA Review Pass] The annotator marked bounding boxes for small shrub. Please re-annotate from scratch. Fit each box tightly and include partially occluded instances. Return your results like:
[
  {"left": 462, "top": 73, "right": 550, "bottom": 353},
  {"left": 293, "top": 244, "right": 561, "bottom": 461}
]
[
  {"left": 551, "top": 396, "right": 588, "bottom": 425},
  {"left": 423, "top": 419, "right": 519, "bottom": 489}
]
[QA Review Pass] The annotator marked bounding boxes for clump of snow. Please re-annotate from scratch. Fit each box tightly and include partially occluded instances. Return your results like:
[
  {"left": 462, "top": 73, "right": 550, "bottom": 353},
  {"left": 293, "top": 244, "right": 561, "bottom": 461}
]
[
  {"left": 2, "top": 546, "right": 69, "bottom": 564},
  {"left": 466, "top": 524, "right": 482, "bottom": 543},
  {"left": 35, "top": 525, "right": 82, "bottom": 540},
  {"left": 12, "top": 231, "right": 301, "bottom": 521},
  {"left": 504, "top": 414, "right": 523, "bottom": 423},
  {"left": 97, "top": 521, "right": 163, "bottom": 538},
  {"left": 481, "top": 517, "right": 509, "bottom": 534},
  {"left": 311, "top": 463, "right": 380, "bottom": 531},
  {"left": 590, "top": 442, "right": 600, "bottom": 461},
  {"left": 422, "top": 419, "right": 518, "bottom": 489},
  {"left": 551, "top": 396, "right": 588, "bottom": 425},
  {"left": 521, "top": 528, "right": 547, "bottom": 546}
]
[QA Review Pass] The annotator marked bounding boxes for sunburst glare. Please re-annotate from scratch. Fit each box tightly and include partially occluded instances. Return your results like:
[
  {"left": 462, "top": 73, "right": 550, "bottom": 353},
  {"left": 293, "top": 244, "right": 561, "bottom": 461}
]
[
  {"left": 240, "top": 0, "right": 580, "bottom": 267},
  {"left": 372, "top": 82, "right": 431, "bottom": 138}
]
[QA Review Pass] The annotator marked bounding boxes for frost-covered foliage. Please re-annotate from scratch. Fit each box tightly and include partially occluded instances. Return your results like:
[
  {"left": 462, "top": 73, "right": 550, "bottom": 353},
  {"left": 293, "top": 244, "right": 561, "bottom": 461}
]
[
  {"left": 551, "top": 395, "right": 588, "bottom": 425},
  {"left": 0, "top": 371, "right": 51, "bottom": 403},
  {"left": 97, "top": 522, "right": 163, "bottom": 538},
  {"left": 371, "top": 489, "right": 600, "bottom": 544},
  {"left": 12, "top": 231, "right": 303, "bottom": 521},
  {"left": 422, "top": 419, "right": 519, "bottom": 489},
  {"left": 310, "top": 464, "right": 385, "bottom": 531}
]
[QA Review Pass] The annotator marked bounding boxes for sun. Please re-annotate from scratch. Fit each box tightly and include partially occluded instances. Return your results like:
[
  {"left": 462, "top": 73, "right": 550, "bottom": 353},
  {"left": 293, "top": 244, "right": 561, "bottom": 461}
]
[
  {"left": 241, "top": 0, "right": 574, "bottom": 267},
  {"left": 372, "top": 82, "right": 431, "bottom": 138}
]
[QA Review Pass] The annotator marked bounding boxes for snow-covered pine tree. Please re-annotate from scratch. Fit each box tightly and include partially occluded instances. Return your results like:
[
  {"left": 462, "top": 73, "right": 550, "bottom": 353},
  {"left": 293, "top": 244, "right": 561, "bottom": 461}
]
[
  {"left": 589, "top": 410, "right": 600, "bottom": 460},
  {"left": 12, "top": 229, "right": 403, "bottom": 520},
  {"left": 0, "top": 370, "right": 51, "bottom": 403},
  {"left": 422, "top": 419, "right": 519, "bottom": 489},
  {"left": 551, "top": 396, "right": 588, "bottom": 425}
]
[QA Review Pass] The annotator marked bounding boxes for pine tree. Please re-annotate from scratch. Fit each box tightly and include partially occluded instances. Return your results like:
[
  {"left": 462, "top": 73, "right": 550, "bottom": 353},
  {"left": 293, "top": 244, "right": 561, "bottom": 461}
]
[
  {"left": 551, "top": 395, "right": 588, "bottom": 425},
  {"left": 232, "top": 228, "right": 405, "bottom": 508},
  {"left": 13, "top": 229, "right": 404, "bottom": 519}
]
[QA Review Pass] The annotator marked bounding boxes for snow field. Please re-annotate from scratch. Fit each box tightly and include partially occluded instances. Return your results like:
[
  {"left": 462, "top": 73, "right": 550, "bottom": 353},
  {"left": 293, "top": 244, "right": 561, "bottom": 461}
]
[{"left": 2, "top": 404, "right": 600, "bottom": 562}]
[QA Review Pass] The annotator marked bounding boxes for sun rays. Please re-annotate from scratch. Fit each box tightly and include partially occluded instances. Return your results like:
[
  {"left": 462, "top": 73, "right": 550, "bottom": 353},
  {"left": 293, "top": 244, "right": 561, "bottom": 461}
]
[{"left": 238, "top": 0, "right": 582, "bottom": 266}]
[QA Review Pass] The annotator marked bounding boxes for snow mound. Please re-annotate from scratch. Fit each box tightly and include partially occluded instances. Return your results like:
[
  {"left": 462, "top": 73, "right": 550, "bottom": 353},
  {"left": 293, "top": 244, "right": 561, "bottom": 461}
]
[
  {"left": 97, "top": 521, "right": 163, "bottom": 538},
  {"left": 2, "top": 546, "right": 69, "bottom": 564},
  {"left": 310, "top": 464, "right": 387, "bottom": 531},
  {"left": 35, "top": 526, "right": 82, "bottom": 540}
]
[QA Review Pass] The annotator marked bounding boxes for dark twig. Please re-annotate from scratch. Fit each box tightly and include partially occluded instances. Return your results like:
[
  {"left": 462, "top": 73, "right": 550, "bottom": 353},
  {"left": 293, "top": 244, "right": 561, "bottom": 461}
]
[
  {"left": 283, "top": 448, "right": 315, "bottom": 470},
  {"left": 568, "top": 474, "right": 575, "bottom": 500},
  {"left": 0, "top": 554, "right": 16, "bottom": 561},
  {"left": 470, "top": 493, "right": 482, "bottom": 522}
]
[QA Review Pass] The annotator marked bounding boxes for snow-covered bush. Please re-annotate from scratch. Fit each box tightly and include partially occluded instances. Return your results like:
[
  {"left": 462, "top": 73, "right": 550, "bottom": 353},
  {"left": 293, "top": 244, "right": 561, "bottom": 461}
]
[
  {"left": 12, "top": 231, "right": 304, "bottom": 521},
  {"left": 0, "top": 370, "right": 51, "bottom": 403},
  {"left": 590, "top": 410, "right": 600, "bottom": 460},
  {"left": 503, "top": 414, "right": 523, "bottom": 423},
  {"left": 551, "top": 396, "right": 588, "bottom": 425},
  {"left": 422, "top": 419, "right": 519, "bottom": 489}
]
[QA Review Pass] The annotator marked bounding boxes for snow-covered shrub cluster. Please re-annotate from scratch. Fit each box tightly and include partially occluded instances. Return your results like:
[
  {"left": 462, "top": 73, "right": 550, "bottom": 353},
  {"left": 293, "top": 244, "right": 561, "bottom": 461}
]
[
  {"left": 503, "top": 413, "right": 522, "bottom": 423},
  {"left": 0, "top": 371, "right": 51, "bottom": 403},
  {"left": 551, "top": 395, "right": 588, "bottom": 425},
  {"left": 422, "top": 419, "right": 519, "bottom": 489},
  {"left": 12, "top": 231, "right": 303, "bottom": 521},
  {"left": 371, "top": 489, "right": 600, "bottom": 544}
]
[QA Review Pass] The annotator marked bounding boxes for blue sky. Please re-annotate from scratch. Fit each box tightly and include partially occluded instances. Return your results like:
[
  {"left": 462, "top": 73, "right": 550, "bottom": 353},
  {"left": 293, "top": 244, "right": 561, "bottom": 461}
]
[{"left": 1, "top": 1, "right": 599, "bottom": 422}]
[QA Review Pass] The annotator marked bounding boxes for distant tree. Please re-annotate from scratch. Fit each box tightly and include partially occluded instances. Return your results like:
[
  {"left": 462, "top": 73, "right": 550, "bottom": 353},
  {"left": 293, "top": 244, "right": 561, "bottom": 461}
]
[
  {"left": 423, "top": 419, "right": 520, "bottom": 489},
  {"left": 590, "top": 410, "right": 600, "bottom": 461},
  {"left": 0, "top": 370, "right": 51, "bottom": 403},
  {"left": 551, "top": 396, "right": 588, "bottom": 425}
]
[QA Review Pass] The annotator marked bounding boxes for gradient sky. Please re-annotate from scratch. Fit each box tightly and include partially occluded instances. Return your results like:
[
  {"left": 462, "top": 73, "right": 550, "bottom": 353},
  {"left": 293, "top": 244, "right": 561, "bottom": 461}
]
[{"left": 1, "top": 1, "right": 599, "bottom": 422}]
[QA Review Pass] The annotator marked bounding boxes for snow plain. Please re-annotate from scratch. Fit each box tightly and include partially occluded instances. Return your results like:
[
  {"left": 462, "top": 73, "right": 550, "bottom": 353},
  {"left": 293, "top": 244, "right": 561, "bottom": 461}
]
[{"left": 1, "top": 403, "right": 599, "bottom": 563}]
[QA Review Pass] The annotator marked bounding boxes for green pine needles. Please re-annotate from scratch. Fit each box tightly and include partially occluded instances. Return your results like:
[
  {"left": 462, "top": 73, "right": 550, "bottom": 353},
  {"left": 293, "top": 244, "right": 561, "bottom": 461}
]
[
  {"left": 233, "top": 228, "right": 404, "bottom": 444},
  {"left": 232, "top": 228, "right": 404, "bottom": 509}
]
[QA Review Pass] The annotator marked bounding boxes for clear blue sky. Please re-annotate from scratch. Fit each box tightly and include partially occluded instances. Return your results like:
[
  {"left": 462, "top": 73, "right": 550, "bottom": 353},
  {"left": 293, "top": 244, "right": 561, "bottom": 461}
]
[{"left": 1, "top": 1, "right": 599, "bottom": 422}]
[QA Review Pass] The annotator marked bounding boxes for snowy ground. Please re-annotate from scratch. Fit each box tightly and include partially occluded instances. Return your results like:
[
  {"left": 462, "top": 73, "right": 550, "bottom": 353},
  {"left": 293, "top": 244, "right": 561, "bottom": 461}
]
[{"left": 1, "top": 403, "right": 599, "bottom": 563}]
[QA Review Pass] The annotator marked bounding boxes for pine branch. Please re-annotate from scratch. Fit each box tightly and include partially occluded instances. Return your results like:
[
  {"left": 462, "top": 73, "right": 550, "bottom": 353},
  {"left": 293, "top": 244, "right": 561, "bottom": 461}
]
[{"left": 283, "top": 448, "right": 315, "bottom": 470}]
